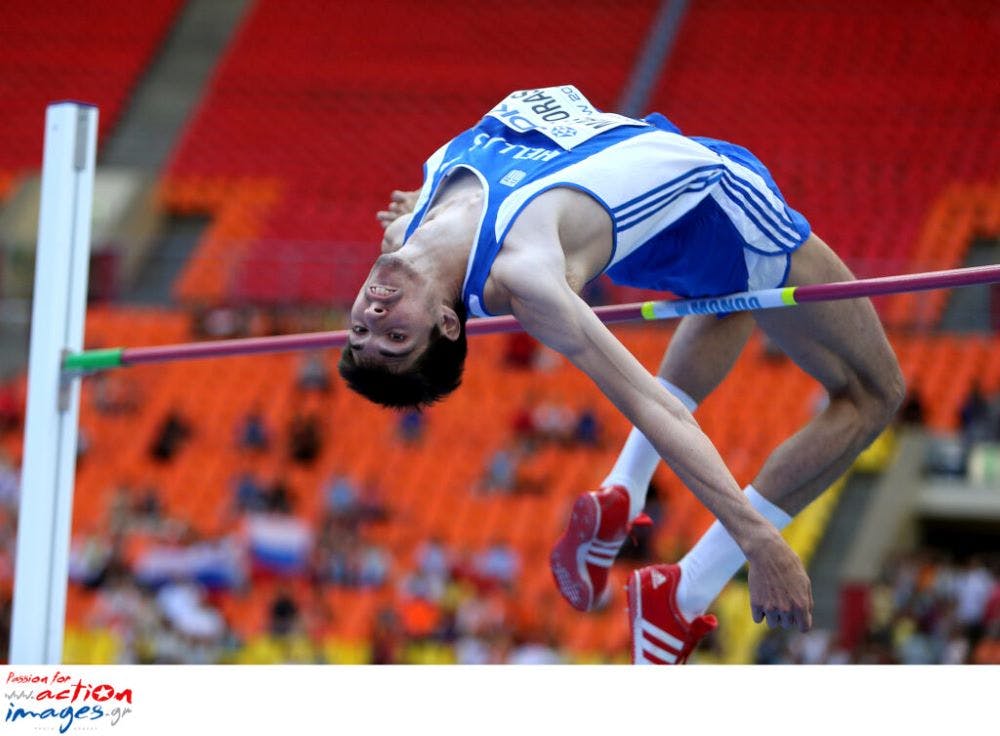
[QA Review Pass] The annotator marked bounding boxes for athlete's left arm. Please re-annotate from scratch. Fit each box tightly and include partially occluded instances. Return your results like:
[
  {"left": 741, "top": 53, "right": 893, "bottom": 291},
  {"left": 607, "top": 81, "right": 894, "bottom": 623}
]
[{"left": 498, "top": 245, "right": 814, "bottom": 631}]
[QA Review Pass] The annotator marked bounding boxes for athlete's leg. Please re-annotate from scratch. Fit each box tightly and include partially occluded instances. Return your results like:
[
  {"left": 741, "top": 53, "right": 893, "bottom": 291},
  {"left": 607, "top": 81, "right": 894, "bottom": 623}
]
[
  {"left": 751, "top": 233, "right": 905, "bottom": 506},
  {"left": 675, "top": 232, "right": 905, "bottom": 619}
]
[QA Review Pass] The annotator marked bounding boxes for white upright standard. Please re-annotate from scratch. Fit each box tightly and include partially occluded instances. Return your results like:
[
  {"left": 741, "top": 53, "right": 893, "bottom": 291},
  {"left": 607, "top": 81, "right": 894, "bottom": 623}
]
[{"left": 10, "top": 102, "right": 98, "bottom": 664}]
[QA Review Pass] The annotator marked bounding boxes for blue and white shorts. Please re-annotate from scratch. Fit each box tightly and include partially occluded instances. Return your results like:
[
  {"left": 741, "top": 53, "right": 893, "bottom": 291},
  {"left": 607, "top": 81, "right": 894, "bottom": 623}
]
[{"left": 603, "top": 114, "right": 812, "bottom": 298}]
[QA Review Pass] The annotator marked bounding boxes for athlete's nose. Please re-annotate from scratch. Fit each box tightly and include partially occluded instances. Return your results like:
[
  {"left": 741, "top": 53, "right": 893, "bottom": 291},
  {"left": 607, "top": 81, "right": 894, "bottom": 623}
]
[{"left": 365, "top": 303, "right": 387, "bottom": 319}]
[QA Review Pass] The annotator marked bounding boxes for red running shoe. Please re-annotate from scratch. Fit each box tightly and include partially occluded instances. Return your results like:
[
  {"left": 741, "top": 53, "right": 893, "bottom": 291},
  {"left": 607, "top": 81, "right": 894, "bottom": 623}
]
[
  {"left": 626, "top": 563, "right": 718, "bottom": 664},
  {"left": 550, "top": 486, "right": 635, "bottom": 612}
]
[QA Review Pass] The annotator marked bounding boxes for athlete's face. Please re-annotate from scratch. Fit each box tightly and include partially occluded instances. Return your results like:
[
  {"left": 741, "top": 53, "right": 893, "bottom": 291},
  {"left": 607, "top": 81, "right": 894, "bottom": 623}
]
[{"left": 348, "top": 256, "right": 437, "bottom": 369}]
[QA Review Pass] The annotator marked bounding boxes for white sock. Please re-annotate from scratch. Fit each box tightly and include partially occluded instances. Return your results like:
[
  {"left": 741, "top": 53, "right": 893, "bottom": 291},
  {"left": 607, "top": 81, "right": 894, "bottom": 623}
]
[
  {"left": 602, "top": 377, "right": 698, "bottom": 520},
  {"left": 676, "top": 484, "right": 792, "bottom": 621}
]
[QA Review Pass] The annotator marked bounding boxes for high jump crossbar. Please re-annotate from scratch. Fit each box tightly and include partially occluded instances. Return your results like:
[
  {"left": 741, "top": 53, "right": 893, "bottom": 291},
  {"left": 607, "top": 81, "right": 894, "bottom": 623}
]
[{"left": 63, "top": 262, "right": 1000, "bottom": 373}]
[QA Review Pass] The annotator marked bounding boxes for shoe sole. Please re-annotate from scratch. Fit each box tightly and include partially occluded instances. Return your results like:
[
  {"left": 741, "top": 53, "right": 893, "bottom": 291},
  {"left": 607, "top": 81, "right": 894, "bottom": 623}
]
[{"left": 549, "top": 492, "right": 600, "bottom": 612}]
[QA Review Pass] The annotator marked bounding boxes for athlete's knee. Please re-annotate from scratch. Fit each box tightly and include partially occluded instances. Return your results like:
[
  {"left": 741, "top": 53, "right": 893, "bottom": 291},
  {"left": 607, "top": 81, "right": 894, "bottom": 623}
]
[
  {"left": 863, "top": 352, "right": 905, "bottom": 430},
  {"left": 876, "top": 358, "right": 906, "bottom": 420},
  {"left": 834, "top": 362, "right": 905, "bottom": 443}
]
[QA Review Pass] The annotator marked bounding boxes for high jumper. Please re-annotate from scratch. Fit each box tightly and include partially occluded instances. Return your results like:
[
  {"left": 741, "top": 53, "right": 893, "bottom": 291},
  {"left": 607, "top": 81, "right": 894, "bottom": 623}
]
[{"left": 338, "top": 85, "right": 904, "bottom": 664}]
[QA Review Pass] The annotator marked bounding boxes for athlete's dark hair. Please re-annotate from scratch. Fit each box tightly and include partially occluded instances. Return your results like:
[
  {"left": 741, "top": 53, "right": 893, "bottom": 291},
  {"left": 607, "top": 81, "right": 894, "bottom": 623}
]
[{"left": 338, "top": 301, "right": 468, "bottom": 410}]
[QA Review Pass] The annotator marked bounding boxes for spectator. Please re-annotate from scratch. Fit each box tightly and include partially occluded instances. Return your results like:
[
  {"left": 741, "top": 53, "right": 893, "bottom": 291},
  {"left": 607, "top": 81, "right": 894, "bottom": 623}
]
[
  {"left": 532, "top": 400, "right": 575, "bottom": 445},
  {"left": 234, "top": 470, "right": 267, "bottom": 514},
  {"left": 323, "top": 473, "right": 359, "bottom": 521},
  {"left": 68, "top": 534, "right": 114, "bottom": 588},
  {"left": 246, "top": 513, "right": 312, "bottom": 576},
  {"left": 106, "top": 484, "right": 134, "bottom": 538},
  {"left": 357, "top": 543, "right": 391, "bottom": 588},
  {"left": 502, "top": 332, "right": 539, "bottom": 369},
  {"left": 263, "top": 473, "right": 295, "bottom": 514},
  {"left": 617, "top": 478, "right": 662, "bottom": 562},
  {"left": 148, "top": 406, "right": 192, "bottom": 462},
  {"left": 480, "top": 448, "right": 518, "bottom": 493},
  {"left": 415, "top": 537, "right": 451, "bottom": 582},
  {"left": 507, "top": 634, "right": 564, "bottom": 664},
  {"left": 297, "top": 351, "right": 332, "bottom": 394},
  {"left": 357, "top": 474, "right": 389, "bottom": 523},
  {"left": 370, "top": 606, "right": 402, "bottom": 664},
  {"left": 156, "top": 581, "right": 226, "bottom": 643},
  {"left": 0, "top": 379, "right": 21, "bottom": 433},
  {"left": 268, "top": 587, "right": 301, "bottom": 637},
  {"left": 955, "top": 556, "right": 995, "bottom": 638},
  {"left": 91, "top": 372, "right": 140, "bottom": 415},
  {"left": 510, "top": 401, "right": 538, "bottom": 452},
  {"left": 133, "top": 485, "right": 164, "bottom": 524},
  {"left": 574, "top": 405, "right": 601, "bottom": 447},
  {"left": 321, "top": 532, "right": 357, "bottom": 586},
  {"left": 397, "top": 408, "right": 426, "bottom": 445},
  {"left": 76, "top": 425, "right": 92, "bottom": 465},
  {"left": 960, "top": 382, "right": 995, "bottom": 444},
  {"left": 473, "top": 540, "right": 520, "bottom": 590},
  {"left": 192, "top": 303, "right": 247, "bottom": 340},
  {"left": 236, "top": 404, "right": 270, "bottom": 453},
  {"left": 0, "top": 450, "right": 19, "bottom": 511},
  {"left": 288, "top": 408, "right": 322, "bottom": 465},
  {"left": 898, "top": 390, "right": 925, "bottom": 426}
]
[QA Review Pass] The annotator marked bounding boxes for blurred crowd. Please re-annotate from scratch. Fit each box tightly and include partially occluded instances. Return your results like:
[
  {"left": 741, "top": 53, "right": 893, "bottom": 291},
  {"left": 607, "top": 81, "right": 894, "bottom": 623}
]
[
  {"left": 0, "top": 347, "right": 574, "bottom": 664},
  {"left": 755, "top": 550, "right": 1000, "bottom": 665},
  {"left": 0, "top": 326, "right": 997, "bottom": 665},
  {"left": 908, "top": 382, "right": 1000, "bottom": 481}
]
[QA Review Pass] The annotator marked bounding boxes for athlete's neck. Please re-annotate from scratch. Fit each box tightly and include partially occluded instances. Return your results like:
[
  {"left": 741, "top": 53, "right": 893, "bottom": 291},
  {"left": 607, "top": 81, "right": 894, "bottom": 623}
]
[{"left": 401, "top": 173, "right": 484, "bottom": 305}]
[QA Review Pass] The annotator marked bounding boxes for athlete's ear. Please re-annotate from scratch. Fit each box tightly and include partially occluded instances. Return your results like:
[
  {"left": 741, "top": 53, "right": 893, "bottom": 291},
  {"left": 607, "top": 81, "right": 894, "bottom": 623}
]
[{"left": 438, "top": 304, "right": 462, "bottom": 341}]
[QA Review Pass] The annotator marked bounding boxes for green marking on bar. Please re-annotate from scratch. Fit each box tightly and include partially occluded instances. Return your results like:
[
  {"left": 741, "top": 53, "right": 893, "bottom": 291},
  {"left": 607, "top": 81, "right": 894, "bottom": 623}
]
[
  {"left": 640, "top": 301, "right": 656, "bottom": 320},
  {"left": 62, "top": 348, "right": 124, "bottom": 372},
  {"left": 780, "top": 287, "right": 797, "bottom": 306}
]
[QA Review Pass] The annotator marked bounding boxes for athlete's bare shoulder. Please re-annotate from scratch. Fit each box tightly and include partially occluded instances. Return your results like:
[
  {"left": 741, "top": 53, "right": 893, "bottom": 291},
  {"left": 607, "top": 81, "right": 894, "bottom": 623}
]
[{"left": 498, "top": 187, "right": 614, "bottom": 296}]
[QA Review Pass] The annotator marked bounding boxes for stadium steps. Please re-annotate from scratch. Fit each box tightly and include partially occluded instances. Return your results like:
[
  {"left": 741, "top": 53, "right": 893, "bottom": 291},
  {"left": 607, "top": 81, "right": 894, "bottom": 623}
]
[{"left": 101, "top": 0, "right": 253, "bottom": 170}]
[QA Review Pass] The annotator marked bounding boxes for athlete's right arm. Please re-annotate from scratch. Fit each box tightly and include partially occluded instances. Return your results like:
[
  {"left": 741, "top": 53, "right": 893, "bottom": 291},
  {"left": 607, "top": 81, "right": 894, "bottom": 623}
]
[
  {"left": 376, "top": 189, "right": 420, "bottom": 229},
  {"left": 497, "top": 245, "right": 814, "bottom": 631},
  {"left": 380, "top": 212, "right": 412, "bottom": 254}
]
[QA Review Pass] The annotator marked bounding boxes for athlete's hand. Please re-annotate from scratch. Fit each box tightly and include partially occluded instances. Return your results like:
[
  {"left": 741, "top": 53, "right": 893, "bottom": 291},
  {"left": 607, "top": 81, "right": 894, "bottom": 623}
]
[
  {"left": 376, "top": 189, "right": 419, "bottom": 228},
  {"left": 745, "top": 531, "right": 813, "bottom": 632}
]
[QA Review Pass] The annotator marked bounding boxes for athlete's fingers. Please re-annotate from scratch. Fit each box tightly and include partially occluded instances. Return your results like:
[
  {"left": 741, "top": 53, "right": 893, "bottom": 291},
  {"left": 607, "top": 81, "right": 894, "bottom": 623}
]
[
  {"left": 751, "top": 605, "right": 765, "bottom": 624},
  {"left": 799, "top": 606, "right": 813, "bottom": 633},
  {"left": 764, "top": 609, "right": 780, "bottom": 628}
]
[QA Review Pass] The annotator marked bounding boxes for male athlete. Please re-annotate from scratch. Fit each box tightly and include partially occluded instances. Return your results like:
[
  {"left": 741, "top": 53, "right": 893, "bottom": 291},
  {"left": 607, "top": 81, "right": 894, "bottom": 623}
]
[{"left": 340, "top": 86, "right": 904, "bottom": 664}]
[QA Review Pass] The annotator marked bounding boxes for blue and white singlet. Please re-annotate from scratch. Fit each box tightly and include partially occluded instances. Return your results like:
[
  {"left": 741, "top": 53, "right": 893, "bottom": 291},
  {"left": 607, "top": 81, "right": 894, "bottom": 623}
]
[{"left": 402, "top": 86, "right": 811, "bottom": 318}]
